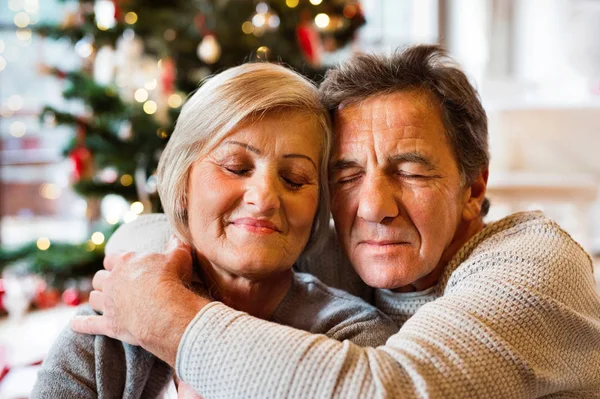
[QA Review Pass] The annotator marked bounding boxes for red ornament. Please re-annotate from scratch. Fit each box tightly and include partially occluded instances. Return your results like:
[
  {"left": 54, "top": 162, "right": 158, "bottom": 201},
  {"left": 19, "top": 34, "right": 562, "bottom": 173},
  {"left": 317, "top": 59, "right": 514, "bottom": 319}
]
[
  {"left": 296, "top": 21, "right": 322, "bottom": 66},
  {"left": 69, "top": 124, "right": 93, "bottom": 181},
  {"left": 62, "top": 288, "right": 81, "bottom": 307},
  {"left": 69, "top": 147, "right": 93, "bottom": 181},
  {"left": 112, "top": 0, "right": 123, "bottom": 20},
  {"left": 0, "top": 279, "right": 5, "bottom": 313},
  {"left": 33, "top": 281, "right": 61, "bottom": 309},
  {"left": 160, "top": 57, "right": 176, "bottom": 96},
  {"left": 194, "top": 13, "right": 207, "bottom": 35}
]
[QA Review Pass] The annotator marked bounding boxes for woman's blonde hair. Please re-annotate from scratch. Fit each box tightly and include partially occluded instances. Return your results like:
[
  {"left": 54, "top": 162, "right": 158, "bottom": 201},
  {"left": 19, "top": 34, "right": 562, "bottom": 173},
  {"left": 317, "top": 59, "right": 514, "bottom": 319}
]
[{"left": 158, "top": 62, "right": 332, "bottom": 256}]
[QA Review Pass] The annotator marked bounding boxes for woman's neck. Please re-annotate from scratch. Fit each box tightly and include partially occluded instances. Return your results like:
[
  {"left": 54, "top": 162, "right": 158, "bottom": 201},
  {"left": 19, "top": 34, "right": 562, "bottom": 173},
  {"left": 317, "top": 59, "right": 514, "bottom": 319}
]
[{"left": 194, "top": 251, "right": 293, "bottom": 320}]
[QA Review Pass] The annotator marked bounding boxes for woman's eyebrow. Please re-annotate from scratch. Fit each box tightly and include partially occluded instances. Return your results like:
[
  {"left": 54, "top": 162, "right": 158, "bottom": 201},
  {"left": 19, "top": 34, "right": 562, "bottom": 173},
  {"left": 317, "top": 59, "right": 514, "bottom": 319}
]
[
  {"left": 226, "top": 140, "right": 261, "bottom": 154},
  {"left": 283, "top": 154, "right": 317, "bottom": 170},
  {"left": 226, "top": 140, "right": 317, "bottom": 170}
]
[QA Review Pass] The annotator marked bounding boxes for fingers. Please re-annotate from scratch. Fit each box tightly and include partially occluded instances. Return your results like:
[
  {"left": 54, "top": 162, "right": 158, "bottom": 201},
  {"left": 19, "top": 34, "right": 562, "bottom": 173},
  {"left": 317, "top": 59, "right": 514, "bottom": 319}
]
[
  {"left": 71, "top": 315, "right": 110, "bottom": 337},
  {"left": 167, "top": 235, "right": 191, "bottom": 253},
  {"left": 92, "top": 270, "right": 110, "bottom": 291},
  {"left": 88, "top": 290, "right": 104, "bottom": 313},
  {"left": 103, "top": 254, "right": 118, "bottom": 271},
  {"left": 167, "top": 235, "right": 194, "bottom": 280}
]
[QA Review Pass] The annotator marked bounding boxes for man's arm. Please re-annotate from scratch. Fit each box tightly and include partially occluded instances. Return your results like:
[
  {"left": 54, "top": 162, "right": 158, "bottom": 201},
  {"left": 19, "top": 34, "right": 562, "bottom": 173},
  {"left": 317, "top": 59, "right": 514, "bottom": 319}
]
[{"left": 173, "top": 260, "right": 600, "bottom": 398}]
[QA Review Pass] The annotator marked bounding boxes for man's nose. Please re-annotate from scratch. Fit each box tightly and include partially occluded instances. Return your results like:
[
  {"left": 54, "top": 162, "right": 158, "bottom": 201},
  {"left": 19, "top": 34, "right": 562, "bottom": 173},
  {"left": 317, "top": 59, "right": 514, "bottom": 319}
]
[
  {"left": 243, "top": 171, "right": 281, "bottom": 214},
  {"left": 356, "top": 173, "right": 399, "bottom": 223}
]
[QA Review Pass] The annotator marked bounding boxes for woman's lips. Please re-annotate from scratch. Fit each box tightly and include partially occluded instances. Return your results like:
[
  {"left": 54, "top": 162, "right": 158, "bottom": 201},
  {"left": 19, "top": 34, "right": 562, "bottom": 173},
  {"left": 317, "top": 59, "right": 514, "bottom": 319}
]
[{"left": 230, "top": 218, "right": 280, "bottom": 234}]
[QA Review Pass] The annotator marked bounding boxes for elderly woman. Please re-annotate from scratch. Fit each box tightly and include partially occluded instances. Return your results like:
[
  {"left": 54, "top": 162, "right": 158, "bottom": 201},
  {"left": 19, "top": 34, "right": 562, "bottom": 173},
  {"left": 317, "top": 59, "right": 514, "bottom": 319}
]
[{"left": 31, "top": 63, "right": 396, "bottom": 398}]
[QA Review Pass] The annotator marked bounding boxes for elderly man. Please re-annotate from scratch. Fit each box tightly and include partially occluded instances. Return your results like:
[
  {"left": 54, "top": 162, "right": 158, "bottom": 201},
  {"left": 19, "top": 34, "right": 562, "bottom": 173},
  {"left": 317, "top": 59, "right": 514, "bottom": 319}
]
[{"left": 72, "top": 45, "right": 600, "bottom": 397}]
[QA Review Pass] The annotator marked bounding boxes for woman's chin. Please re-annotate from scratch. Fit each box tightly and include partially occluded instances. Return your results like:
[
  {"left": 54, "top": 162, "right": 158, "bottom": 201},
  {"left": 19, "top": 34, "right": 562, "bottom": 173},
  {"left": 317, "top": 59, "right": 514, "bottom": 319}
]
[{"left": 226, "top": 262, "right": 292, "bottom": 281}]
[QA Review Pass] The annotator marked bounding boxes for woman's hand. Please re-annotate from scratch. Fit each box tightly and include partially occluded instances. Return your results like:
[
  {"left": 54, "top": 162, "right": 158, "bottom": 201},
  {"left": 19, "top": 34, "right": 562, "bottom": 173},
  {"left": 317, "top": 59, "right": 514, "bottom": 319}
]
[{"left": 71, "top": 236, "right": 211, "bottom": 366}]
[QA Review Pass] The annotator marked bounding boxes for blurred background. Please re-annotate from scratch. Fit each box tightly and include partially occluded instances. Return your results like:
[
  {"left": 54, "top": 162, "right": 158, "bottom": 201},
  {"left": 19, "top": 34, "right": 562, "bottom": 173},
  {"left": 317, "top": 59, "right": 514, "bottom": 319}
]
[{"left": 0, "top": 0, "right": 599, "bottom": 396}]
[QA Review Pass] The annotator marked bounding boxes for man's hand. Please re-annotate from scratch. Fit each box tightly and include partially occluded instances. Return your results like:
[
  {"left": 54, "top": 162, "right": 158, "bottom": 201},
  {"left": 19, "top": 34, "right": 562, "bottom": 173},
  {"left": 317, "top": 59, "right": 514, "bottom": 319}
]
[{"left": 71, "top": 236, "right": 211, "bottom": 366}]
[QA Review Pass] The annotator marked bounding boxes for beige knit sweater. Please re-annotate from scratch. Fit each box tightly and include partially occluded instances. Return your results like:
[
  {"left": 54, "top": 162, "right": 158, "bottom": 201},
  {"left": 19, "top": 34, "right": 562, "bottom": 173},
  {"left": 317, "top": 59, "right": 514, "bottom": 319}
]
[{"left": 175, "top": 211, "right": 600, "bottom": 398}]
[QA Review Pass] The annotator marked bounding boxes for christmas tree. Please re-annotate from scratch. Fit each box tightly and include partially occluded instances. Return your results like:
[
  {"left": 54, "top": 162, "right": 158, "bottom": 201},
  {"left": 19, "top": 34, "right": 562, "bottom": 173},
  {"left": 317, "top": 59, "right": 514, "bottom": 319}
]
[{"left": 0, "top": 0, "right": 365, "bottom": 288}]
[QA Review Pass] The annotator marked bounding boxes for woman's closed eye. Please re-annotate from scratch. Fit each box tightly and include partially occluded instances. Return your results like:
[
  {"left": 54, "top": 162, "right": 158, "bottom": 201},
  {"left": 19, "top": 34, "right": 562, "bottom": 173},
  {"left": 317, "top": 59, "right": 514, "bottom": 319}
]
[
  {"left": 225, "top": 166, "right": 251, "bottom": 176},
  {"left": 282, "top": 177, "right": 304, "bottom": 190}
]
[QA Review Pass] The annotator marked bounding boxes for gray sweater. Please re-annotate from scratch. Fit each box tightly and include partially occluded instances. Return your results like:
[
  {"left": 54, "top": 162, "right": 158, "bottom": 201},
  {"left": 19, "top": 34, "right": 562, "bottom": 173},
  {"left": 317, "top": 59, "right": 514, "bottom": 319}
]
[{"left": 31, "top": 215, "right": 397, "bottom": 398}]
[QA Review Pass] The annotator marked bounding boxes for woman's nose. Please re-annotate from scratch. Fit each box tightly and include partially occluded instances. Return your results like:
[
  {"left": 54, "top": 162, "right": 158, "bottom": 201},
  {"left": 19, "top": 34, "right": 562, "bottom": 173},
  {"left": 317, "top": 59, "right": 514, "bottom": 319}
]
[{"left": 243, "top": 171, "right": 281, "bottom": 214}]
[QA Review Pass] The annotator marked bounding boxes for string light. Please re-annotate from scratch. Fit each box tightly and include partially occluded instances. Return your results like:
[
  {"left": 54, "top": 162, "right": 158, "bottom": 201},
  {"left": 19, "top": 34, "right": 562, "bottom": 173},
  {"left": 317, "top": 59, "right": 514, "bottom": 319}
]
[
  {"left": 157, "top": 129, "right": 169, "bottom": 139},
  {"left": 134, "top": 88, "right": 148, "bottom": 102},
  {"left": 252, "top": 14, "right": 265, "bottom": 28},
  {"left": 24, "top": 0, "right": 39, "bottom": 13},
  {"left": 143, "top": 100, "right": 157, "bottom": 114},
  {"left": 144, "top": 79, "right": 157, "bottom": 90},
  {"left": 106, "top": 214, "right": 120, "bottom": 225},
  {"left": 75, "top": 37, "right": 94, "bottom": 58},
  {"left": 120, "top": 174, "right": 133, "bottom": 186},
  {"left": 16, "top": 29, "right": 32, "bottom": 41},
  {"left": 130, "top": 201, "right": 144, "bottom": 214},
  {"left": 164, "top": 29, "right": 176, "bottom": 41},
  {"left": 256, "top": 2, "right": 268, "bottom": 14},
  {"left": 85, "top": 241, "right": 96, "bottom": 251},
  {"left": 9, "top": 121, "right": 26, "bottom": 137},
  {"left": 242, "top": 21, "right": 254, "bottom": 34},
  {"left": 343, "top": 4, "right": 358, "bottom": 18},
  {"left": 8, "top": 0, "right": 22, "bottom": 12},
  {"left": 7, "top": 95, "right": 23, "bottom": 111},
  {"left": 309, "top": 0, "right": 323, "bottom": 5},
  {"left": 125, "top": 12, "right": 138, "bottom": 24},
  {"left": 39, "top": 183, "right": 61, "bottom": 200},
  {"left": 286, "top": 0, "right": 299, "bottom": 8},
  {"left": 95, "top": 0, "right": 116, "bottom": 30},
  {"left": 14, "top": 12, "right": 30, "bottom": 28},
  {"left": 37, "top": 237, "right": 51, "bottom": 251},
  {"left": 168, "top": 93, "right": 182, "bottom": 108},
  {"left": 268, "top": 15, "right": 280, "bottom": 28},
  {"left": 91, "top": 232, "right": 105, "bottom": 245},
  {"left": 315, "top": 13, "right": 330, "bottom": 28}
]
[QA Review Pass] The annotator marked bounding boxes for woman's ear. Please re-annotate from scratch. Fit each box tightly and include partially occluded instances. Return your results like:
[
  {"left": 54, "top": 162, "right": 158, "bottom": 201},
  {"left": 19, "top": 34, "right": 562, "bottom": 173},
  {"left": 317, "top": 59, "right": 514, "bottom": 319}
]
[{"left": 462, "top": 168, "right": 489, "bottom": 221}]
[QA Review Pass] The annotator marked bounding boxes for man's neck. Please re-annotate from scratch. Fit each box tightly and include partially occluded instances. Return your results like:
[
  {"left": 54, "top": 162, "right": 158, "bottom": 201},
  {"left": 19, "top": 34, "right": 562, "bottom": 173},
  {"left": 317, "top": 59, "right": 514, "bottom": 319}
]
[
  {"left": 394, "top": 217, "right": 486, "bottom": 293},
  {"left": 195, "top": 252, "right": 293, "bottom": 320}
]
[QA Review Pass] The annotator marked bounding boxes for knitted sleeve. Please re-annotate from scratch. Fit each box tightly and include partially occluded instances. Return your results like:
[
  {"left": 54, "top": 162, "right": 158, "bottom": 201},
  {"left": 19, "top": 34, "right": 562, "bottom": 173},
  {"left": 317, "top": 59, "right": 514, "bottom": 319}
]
[
  {"left": 30, "top": 307, "right": 111, "bottom": 399},
  {"left": 175, "top": 233, "right": 600, "bottom": 398}
]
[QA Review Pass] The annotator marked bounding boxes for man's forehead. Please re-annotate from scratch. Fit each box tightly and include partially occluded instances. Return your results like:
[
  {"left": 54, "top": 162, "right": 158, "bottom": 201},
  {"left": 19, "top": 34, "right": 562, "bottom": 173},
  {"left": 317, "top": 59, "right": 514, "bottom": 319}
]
[{"left": 334, "top": 91, "right": 438, "bottom": 132}]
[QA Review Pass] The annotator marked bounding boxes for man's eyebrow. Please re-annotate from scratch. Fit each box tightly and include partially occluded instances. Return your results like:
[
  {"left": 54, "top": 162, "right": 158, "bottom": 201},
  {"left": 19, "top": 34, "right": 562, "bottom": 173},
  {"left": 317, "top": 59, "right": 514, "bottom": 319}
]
[
  {"left": 226, "top": 140, "right": 317, "bottom": 170},
  {"left": 330, "top": 159, "right": 361, "bottom": 171},
  {"left": 389, "top": 152, "right": 436, "bottom": 170}
]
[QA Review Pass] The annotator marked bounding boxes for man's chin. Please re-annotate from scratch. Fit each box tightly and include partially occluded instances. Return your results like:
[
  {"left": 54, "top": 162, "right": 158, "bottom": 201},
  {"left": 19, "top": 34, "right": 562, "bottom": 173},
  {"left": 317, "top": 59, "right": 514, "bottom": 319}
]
[{"left": 355, "top": 268, "right": 411, "bottom": 290}]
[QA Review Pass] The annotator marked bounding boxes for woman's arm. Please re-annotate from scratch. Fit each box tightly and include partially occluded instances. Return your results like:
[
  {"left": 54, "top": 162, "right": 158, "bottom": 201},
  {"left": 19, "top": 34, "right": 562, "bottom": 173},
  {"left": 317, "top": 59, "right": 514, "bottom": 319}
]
[{"left": 31, "top": 307, "right": 104, "bottom": 399}]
